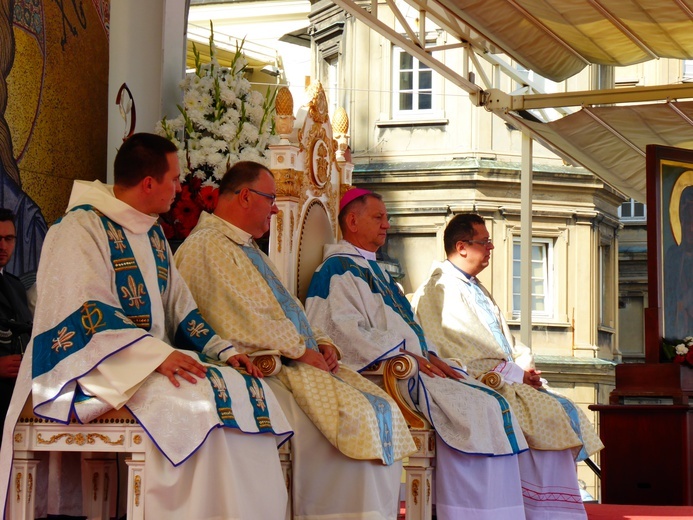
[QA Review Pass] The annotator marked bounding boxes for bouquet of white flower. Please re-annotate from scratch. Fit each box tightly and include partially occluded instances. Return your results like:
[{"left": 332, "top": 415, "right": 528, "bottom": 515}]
[{"left": 156, "top": 22, "right": 278, "bottom": 239}]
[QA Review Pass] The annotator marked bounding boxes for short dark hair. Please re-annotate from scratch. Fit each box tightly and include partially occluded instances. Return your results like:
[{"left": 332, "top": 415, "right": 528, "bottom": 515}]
[
  {"left": 337, "top": 193, "right": 383, "bottom": 232},
  {"left": 218, "top": 161, "right": 273, "bottom": 196},
  {"left": 443, "top": 213, "right": 486, "bottom": 255},
  {"left": 0, "top": 208, "right": 15, "bottom": 225},
  {"left": 114, "top": 133, "right": 178, "bottom": 187}
]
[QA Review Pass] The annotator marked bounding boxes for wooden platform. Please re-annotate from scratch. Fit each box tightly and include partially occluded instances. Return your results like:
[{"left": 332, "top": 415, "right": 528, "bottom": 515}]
[{"left": 585, "top": 503, "right": 693, "bottom": 519}]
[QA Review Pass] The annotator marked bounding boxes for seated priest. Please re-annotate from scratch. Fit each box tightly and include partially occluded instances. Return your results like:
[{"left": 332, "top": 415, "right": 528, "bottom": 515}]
[
  {"left": 0, "top": 134, "right": 293, "bottom": 520},
  {"left": 305, "top": 188, "right": 532, "bottom": 520},
  {"left": 174, "top": 161, "right": 416, "bottom": 520},
  {"left": 412, "top": 212, "right": 604, "bottom": 520}
]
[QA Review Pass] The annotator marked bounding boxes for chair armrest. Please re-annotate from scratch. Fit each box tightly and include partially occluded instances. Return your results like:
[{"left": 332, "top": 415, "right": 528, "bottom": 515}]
[
  {"left": 248, "top": 350, "right": 282, "bottom": 377},
  {"left": 362, "top": 354, "right": 431, "bottom": 430},
  {"left": 480, "top": 371, "right": 505, "bottom": 389}
]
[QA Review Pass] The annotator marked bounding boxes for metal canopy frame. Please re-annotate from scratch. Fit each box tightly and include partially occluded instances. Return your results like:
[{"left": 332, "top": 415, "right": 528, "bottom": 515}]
[{"left": 332, "top": 0, "right": 693, "bottom": 347}]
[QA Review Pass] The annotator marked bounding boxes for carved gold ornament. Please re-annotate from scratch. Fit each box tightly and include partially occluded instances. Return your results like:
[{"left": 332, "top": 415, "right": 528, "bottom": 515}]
[
  {"left": 306, "top": 81, "right": 329, "bottom": 125},
  {"left": 413, "top": 436, "right": 422, "bottom": 451},
  {"left": 274, "top": 169, "right": 301, "bottom": 199},
  {"left": 14, "top": 433, "right": 22, "bottom": 444},
  {"left": 134, "top": 475, "right": 141, "bottom": 507},
  {"left": 311, "top": 139, "right": 330, "bottom": 188},
  {"left": 27, "top": 474, "right": 32, "bottom": 504},
  {"left": 332, "top": 107, "right": 349, "bottom": 136},
  {"left": 15, "top": 472, "right": 21, "bottom": 501},
  {"left": 253, "top": 355, "right": 279, "bottom": 377},
  {"left": 276, "top": 210, "right": 284, "bottom": 253},
  {"left": 275, "top": 87, "right": 294, "bottom": 117},
  {"left": 412, "top": 478, "right": 419, "bottom": 505},
  {"left": 36, "top": 432, "right": 125, "bottom": 446},
  {"left": 133, "top": 435, "right": 142, "bottom": 445},
  {"left": 480, "top": 371, "right": 504, "bottom": 389}
]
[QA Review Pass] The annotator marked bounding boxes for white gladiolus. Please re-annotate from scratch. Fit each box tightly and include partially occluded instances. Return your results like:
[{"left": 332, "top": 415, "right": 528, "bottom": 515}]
[
  {"left": 675, "top": 344, "right": 689, "bottom": 356},
  {"left": 155, "top": 23, "right": 276, "bottom": 238}
]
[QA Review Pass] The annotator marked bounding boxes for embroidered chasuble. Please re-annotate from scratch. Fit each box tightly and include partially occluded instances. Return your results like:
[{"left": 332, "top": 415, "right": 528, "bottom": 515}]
[
  {"left": 3, "top": 181, "right": 292, "bottom": 466},
  {"left": 412, "top": 260, "right": 603, "bottom": 459},
  {"left": 175, "top": 212, "right": 415, "bottom": 464},
  {"left": 306, "top": 241, "right": 529, "bottom": 457}
]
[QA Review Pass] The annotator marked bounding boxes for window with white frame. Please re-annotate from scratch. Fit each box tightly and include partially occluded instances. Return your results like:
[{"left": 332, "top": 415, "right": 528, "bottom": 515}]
[
  {"left": 512, "top": 238, "right": 554, "bottom": 319},
  {"left": 393, "top": 47, "right": 434, "bottom": 116},
  {"left": 618, "top": 198, "right": 646, "bottom": 222},
  {"left": 684, "top": 60, "right": 693, "bottom": 82}
]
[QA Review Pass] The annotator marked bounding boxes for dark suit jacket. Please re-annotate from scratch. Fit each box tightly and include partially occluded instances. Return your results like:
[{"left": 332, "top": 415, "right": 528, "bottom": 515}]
[
  {"left": 0, "top": 271, "right": 32, "bottom": 356},
  {"left": 0, "top": 271, "right": 32, "bottom": 442}
]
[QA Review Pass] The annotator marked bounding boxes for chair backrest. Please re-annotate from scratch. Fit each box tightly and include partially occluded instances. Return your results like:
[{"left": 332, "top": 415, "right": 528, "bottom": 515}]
[
  {"left": 296, "top": 199, "right": 335, "bottom": 303},
  {"left": 267, "top": 81, "right": 353, "bottom": 298}
]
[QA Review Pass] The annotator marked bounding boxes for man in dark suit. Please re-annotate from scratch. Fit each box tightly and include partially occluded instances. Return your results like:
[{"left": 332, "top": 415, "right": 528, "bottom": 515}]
[{"left": 0, "top": 208, "right": 32, "bottom": 444}]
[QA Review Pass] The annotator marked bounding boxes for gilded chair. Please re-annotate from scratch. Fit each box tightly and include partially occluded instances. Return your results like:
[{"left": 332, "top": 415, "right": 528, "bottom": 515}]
[
  {"left": 9, "top": 354, "right": 280, "bottom": 520},
  {"left": 268, "top": 81, "right": 436, "bottom": 520}
]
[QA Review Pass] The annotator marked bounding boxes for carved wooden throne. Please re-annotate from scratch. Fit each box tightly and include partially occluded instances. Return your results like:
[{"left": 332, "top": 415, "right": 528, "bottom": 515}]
[{"left": 268, "top": 81, "right": 436, "bottom": 520}]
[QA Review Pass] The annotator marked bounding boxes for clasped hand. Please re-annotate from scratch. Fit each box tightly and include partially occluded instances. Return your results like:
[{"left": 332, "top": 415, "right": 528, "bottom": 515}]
[
  {"left": 402, "top": 349, "right": 463, "bottom": 380},
  {"left": 523, "top": 368, "right": 543, "bottom": 389},
  {"left": 157, "top": 350, "right": 263, "bottom": 387},
  {"left": 297, "top": 344, "right": 339, "bottom": 373}
]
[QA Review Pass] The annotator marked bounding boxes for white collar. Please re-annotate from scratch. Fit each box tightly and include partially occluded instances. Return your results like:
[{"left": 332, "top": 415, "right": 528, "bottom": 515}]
[{"left": 66, "top": 180, "right": 158, "bottom": 234}]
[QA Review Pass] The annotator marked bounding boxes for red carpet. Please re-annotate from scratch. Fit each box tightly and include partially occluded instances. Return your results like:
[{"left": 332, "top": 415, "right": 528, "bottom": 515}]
[{"left": 586, "top": 503, "right": 693, "bottom": 519}]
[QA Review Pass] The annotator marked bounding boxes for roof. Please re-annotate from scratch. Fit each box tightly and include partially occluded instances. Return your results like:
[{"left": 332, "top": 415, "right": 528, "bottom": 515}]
[{"left": 420, "top": 0, "right": 693, "bottom": 83}]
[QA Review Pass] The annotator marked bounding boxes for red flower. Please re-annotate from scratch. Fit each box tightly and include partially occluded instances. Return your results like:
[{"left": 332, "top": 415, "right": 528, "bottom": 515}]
[
  {"left": 674, "top": 354, "right": 686, "bottom": 364},
  {"left": 172, "top": 194, "right": 203, "bottom": 238},
  {"left": 186, "top": 176, "right": 202, "bottom": 194},
  {"left": 687, "top": 349, "right": 693, "bottom": 366},
  {"left": 198, "top": 186, "right": 219, "bottom": 212}
]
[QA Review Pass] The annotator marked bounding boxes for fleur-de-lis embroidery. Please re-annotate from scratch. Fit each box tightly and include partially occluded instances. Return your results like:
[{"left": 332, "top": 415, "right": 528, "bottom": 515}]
[
  {"left": 114, "top": 311, "right": 134, "bottom": 326},
  {"left": 187, "top": 320, "right": 209, "bottom": 338},
  {"left": 52, "top": 327, "right": 75, "bottom": 352},
  {"left": 150, "top": 232, "right": 166, "bottom": 262},
  {"left": 249, "top": 378, "right": 266, "bottom": 411},
  {"left": 121, "top": 275, "right": 146, "bottom": 309},
  {"left": 209, "top": 371, "right": 228, "bottom": 401},
  {"left": 106, "top": 221, "right": 127, "bottom": 253}
]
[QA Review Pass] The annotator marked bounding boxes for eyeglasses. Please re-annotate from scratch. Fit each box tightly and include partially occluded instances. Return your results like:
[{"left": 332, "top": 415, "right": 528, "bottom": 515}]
[
  {"left": 0, "top": 235, "right": 16, "bottom": 243},
  {"left": 235, "top": 188, "right": 277, "bottom": 204},
  {"left": 464, "top": 238, "right": 493, "bottom": 247}
]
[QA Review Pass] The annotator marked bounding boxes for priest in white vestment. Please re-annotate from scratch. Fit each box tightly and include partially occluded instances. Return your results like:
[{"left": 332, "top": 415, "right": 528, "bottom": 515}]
[
  {"left": 175, "top": 161, "right": 416, "bottom": 520},
  {"left": 411, "top": 212, "right": 603, "bottom": 519},
  {"left": 0, "top": 134, "right": 293, "bottom": 520},
  {"left": 306, "top": 189, "right": 531, "bottom": 520}
]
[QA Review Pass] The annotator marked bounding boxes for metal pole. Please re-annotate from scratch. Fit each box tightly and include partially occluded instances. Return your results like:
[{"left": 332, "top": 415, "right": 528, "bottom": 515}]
[{"left": 521, "top": 132, "right": 533, "bottom": 348}]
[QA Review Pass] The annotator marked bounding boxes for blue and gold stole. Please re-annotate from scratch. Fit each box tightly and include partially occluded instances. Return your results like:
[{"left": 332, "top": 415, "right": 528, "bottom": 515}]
[
  {"left": 308, "top": 254, "right": 429, "bottom": 355},
  {"left": 308, "top": 253, "right": 524, "bottom": 454},
  {"left": 241, "top": 242, "right": 395, "bottom": 463}
]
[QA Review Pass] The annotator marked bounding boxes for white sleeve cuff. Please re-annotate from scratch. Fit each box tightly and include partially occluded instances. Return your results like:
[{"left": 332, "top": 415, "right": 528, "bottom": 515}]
[
  {"left": 78, "top": 337, "right": 173, "bottom": 409},
  {"left": 492, "top": 360, "right": 525, "bottom": 385}
]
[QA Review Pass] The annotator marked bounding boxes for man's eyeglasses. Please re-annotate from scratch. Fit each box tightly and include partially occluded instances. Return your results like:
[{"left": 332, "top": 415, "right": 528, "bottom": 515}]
[
  {"left": 235, "top": 188, "right": 277, "bottom": 204},
  {"left": 464, "top": 238, "right": 493, "bottom": 247}
]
